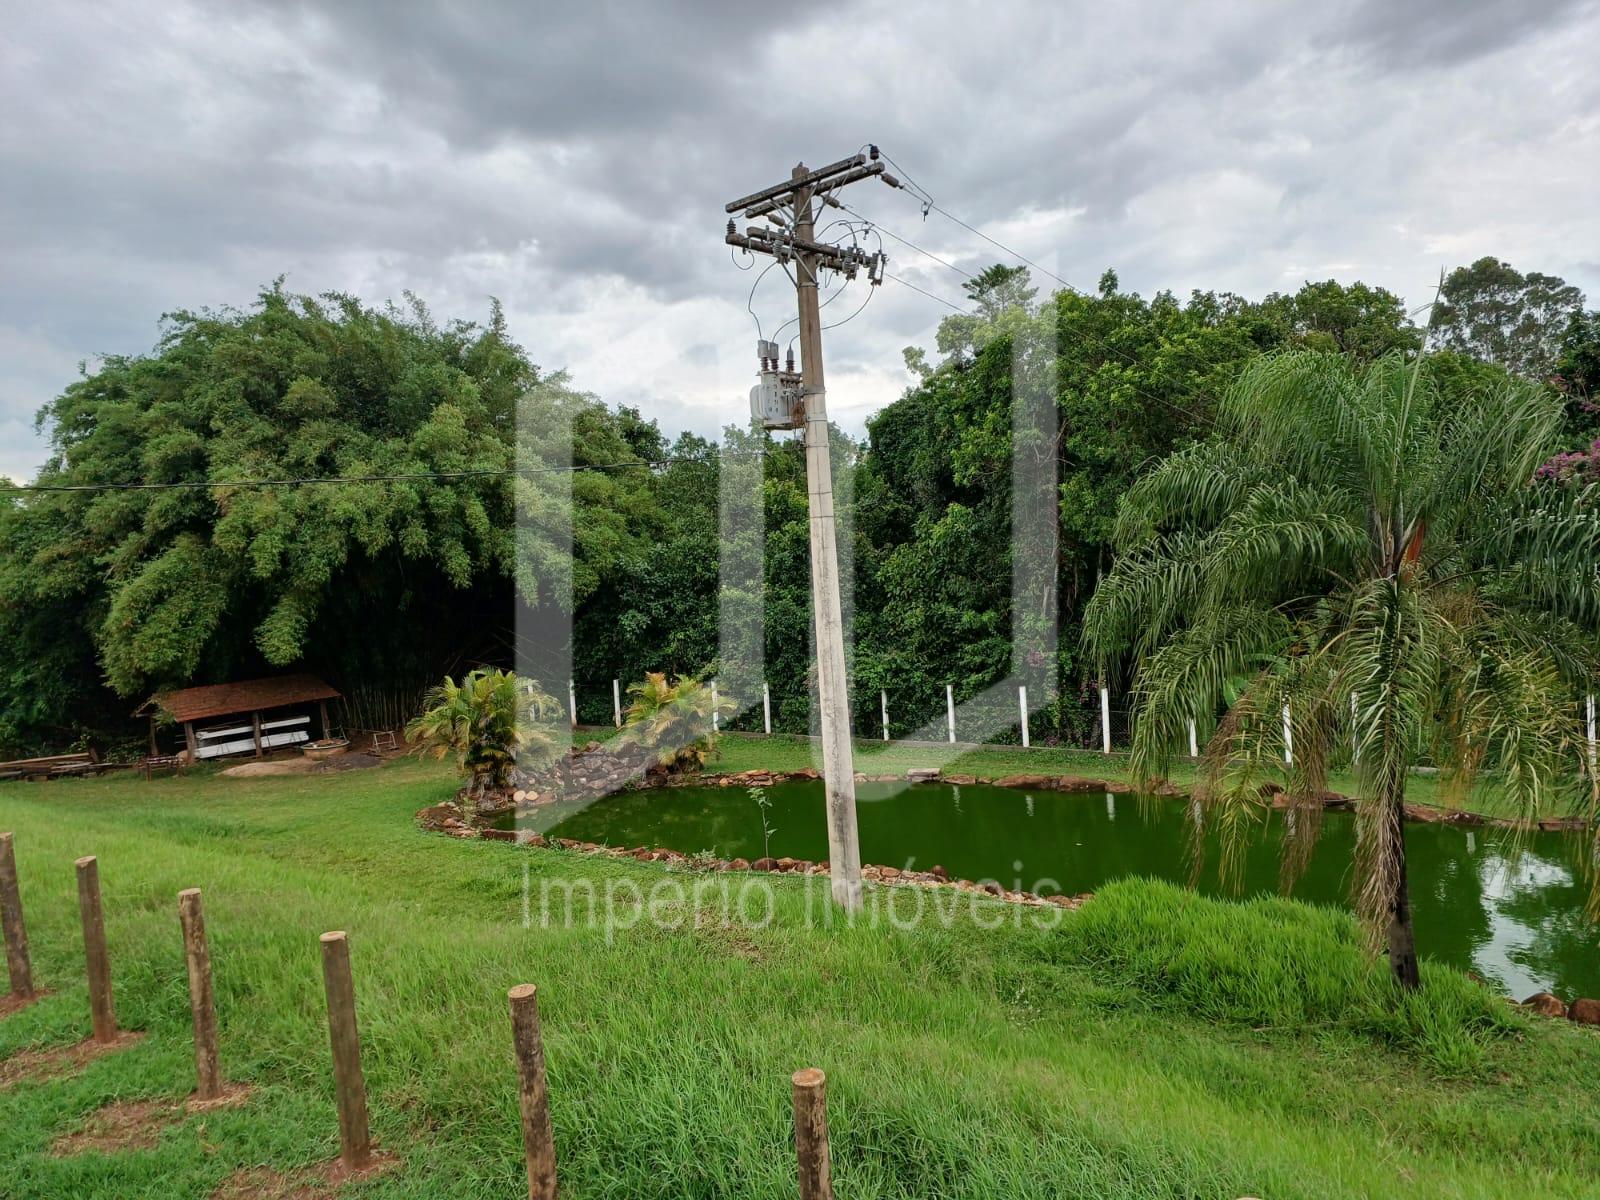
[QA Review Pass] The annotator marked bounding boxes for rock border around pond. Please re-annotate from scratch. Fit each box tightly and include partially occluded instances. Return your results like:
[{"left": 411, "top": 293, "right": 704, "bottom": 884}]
[{"left": 414, "top": 801, "right": 1090, "bottom": 912}]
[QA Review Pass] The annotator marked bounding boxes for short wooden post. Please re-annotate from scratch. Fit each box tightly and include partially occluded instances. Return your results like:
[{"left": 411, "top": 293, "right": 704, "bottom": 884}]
[
  {"left": 251, "top": 711, "right": 263, "bottom": 757},
  {"left": 0, "top": 833, "right": 35, "bottom": 1000},
  {"left": 945, "top": 685, "right": 956, "bottom": 744},
  {"left": 880, "top": 689, "right": 888, "bottom": 742},
  {"left": 1099, "top": 686, "right": 1111, "bottom": 755},
  {"left": 178, "top": 889, "right": 223, "bottom": 1100},
  {"left": 509, "top": 983, "right": 558, "bottom": 1200},
  {"left": 792, "top": 1067, "right": 833, "bottom": 1200},
  {"left": 1018, "top": 685, "right": 1030, "bottom": 748},
  {"left": 763, "top": 682, "right": 772, "bottom": 735},
  {"left": 319, "top": 931, "right": 372, "bottom": 1173},
  {"left": 75, "top": 856, "right": 117, "bottom": 1043},
  {"left": 612, "top": 679, "right": 622, "bottom": 729}
]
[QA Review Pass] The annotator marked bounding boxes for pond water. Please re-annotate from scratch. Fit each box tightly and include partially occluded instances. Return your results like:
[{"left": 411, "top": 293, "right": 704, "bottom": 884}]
[{"left": 495, "top": 780, "right": 1600, "bottom": 999}]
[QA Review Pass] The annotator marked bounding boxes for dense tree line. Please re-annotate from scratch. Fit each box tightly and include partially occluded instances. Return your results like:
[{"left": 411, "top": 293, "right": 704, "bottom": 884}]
[{"left": 1, "top": 260, "right": 1594, "bottom": 757}]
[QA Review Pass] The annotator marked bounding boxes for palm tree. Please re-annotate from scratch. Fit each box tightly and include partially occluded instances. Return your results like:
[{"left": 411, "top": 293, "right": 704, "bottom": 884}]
[
  {"left": 1085, "top": 350, "right": 1600, "bottom": 989},
  {"left": 406, "top": 668, "right": 561, "bottom": 813},
  {"left": 620, "top": 672, "right": 735, "bottom": 773}
]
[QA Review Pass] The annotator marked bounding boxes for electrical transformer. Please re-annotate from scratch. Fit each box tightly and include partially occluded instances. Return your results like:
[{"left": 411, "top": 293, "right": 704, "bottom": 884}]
[{"left": 749, "top": 339, "right": 803, "bottom": 430}]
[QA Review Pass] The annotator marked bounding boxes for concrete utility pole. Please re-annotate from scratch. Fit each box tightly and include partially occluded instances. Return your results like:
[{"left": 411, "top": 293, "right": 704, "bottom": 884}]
[{"left": 725, "top": 151, "right": 895, "bottom": 912}]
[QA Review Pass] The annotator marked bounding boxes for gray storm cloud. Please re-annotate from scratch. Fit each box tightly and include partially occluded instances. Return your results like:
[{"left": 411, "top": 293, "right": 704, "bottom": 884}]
[{"left": 3, "top": 0, "right": 1597, "bottom": 480}]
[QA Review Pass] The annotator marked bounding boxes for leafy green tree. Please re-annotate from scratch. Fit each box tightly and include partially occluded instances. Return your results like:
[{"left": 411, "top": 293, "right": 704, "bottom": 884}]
[
  {"left": 1254, "top": 280, "right": 1420, "bottom": 361},
  {"left": 1553, "top": 309, "right": 1600, "bottom": 439},
  {"left": 406, "top": 668, "right": 561, "bottom": 813},
  {"left": 1432, "top": 257, "right": 1585, "bottom": 378},
  {"left": 1085, "top": 349, "right": 1600, "bottom": 989}
]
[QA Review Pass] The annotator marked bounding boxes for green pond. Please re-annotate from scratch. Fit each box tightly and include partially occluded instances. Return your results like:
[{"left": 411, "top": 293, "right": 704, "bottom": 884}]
[{"left": 495, "top": 780, "right": 1599, "bottom": 999}]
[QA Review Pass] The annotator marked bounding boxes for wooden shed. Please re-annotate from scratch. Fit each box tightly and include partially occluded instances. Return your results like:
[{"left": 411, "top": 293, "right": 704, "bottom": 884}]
[{"left": 137, "top": 674, "right": 341, "bottom": 761}]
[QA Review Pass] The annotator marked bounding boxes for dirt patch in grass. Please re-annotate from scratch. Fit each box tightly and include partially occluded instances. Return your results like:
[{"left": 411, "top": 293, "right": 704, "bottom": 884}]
[
  {"left": 0, "top": 1030, "right": 144, "bottom": 1089},
  {"left": 0, "top": 989, "right": 49, "bottom": 1019},
  {"left": 209, "top": 1153, "right": 395, "bottom": 1199},
  {"left": 50, "top": 1097, "right": 181, "bottom": 1155},
  {"left": 186, "top": 1081, "right": 254, "bottom": 1113}
]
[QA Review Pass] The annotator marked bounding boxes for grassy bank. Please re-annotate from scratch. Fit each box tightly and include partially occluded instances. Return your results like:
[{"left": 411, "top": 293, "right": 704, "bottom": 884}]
[{"left": 1, "top": 761, "right": 1596, "bottom": 1198}]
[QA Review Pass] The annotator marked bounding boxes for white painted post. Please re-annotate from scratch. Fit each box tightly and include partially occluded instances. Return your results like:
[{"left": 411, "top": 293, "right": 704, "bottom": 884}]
[
  {"left": 568, "top": 681, "right": 577, "bottom": 731},
  {"left": 1018, "top": 685, "right": 1030, "bottom": 749},
  {"left": 612, "top": 679, "right": 622, "bottom": 729},
  {"left": 1282, "top": 703, "right": 1293, "bottom": 766},
  {"left": 946, "top": 685, "right": 956, "bottom": 744},
  {"left": 711, "top": 682, "right": 720, "bottom": 732},
  {"left": 1099, "top": 685, "right": 1111, "bottom": 755},
  {"left": 1587, "top": 693, "right": 1596, "bottom": 776},
  {"left": 763, "top": 683, "right": 772, "bottom": 735},
  {"left": 880, "top": 689, "right": 889, "bottom": 742},
  {"left": 1187, "top": 717, "right": 1198, "bottom": 759}
]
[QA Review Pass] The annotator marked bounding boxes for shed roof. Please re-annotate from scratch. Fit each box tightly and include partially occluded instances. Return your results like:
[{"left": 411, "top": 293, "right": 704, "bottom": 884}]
[{"left": 139, "top": 674, "right": 340, "bottom": 723}]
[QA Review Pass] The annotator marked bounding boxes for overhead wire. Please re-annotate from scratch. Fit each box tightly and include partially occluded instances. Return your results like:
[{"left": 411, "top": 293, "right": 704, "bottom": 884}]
[{"left": 847, "top": 154, "right": 1225, "bottom": 429}]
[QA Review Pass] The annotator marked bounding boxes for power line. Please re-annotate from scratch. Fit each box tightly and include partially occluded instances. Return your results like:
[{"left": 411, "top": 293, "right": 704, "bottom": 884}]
[
  {"left": 883, "top": 271, "right": 973, "bottom": 314},
  {"left": 850, "top": 159, "right": 1224, "bottom": 430},
  {"left": 927, "top": 202, "right": 1076, "bottom": 292}
]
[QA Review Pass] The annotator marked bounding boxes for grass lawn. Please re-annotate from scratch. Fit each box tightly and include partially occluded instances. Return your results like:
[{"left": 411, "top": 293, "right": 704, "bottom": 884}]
[
  {"left": 695, "top": 733, "right": 1558, "bottom": 822},
  {"left": 1, "top": 760, "right": 1597, "bottom": 1198}
]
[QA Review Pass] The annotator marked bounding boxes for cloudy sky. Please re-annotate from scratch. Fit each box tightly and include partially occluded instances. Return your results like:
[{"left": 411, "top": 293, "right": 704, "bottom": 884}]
[{"left": 4, "top": 0, "right": 1599, "bottom": 481}]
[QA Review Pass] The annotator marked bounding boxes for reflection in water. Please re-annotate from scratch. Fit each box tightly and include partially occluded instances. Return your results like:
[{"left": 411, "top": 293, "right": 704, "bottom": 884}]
[{"left": 498, "top": 780, "right": 1599, "bottom": 998}]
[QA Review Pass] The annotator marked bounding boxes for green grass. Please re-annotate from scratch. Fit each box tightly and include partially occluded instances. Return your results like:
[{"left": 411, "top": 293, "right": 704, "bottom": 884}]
[
  {"left": 1, "top": 761, "right": 1597, "bottom": 1198},
  {"left": 696, "top": 733, "right": 1552, "bottom": 822}
]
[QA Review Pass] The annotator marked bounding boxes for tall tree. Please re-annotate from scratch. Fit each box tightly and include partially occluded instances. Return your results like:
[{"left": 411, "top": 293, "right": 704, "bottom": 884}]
[
  {"left": 1085, "top": 350, "right": 1600, "bottom": 988},
  {"left": 1432, "top": 256, "right": 1585, "bottom": 378}
]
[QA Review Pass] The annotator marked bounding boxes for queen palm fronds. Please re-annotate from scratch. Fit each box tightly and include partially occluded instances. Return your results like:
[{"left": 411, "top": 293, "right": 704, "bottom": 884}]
[{"left": 1086, "top": 348, "right": 1600, "bottom": 989}]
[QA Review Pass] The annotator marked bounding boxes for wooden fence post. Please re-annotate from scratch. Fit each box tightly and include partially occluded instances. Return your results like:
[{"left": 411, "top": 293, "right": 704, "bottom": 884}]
[
  {"left": 75, "top": 856, "right": 117, "bottom": 1042},
  {"left": 0, "top": 833, "right": 34, "bottom": 1001},
  {"left": 178, "top": 889, "right": 223, "bottom": 1100},
  {"left": 509, "top": 983, "right": 558, "bottom": 1200},
  {"left": 792, "top": 1067, "right": 834, "bottom": 1200},
  {"left": 319, "top": 931, "right": 372, "bottom": 1173}
]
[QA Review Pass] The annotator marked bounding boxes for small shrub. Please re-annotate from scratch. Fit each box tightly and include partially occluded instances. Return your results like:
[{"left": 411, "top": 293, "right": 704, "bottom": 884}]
[
  {"left": 406, "top": 668, "right": 561, "bottom": 812},
  {"left": 618, "top": 673, "right": 735, "bottom": 773}
]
